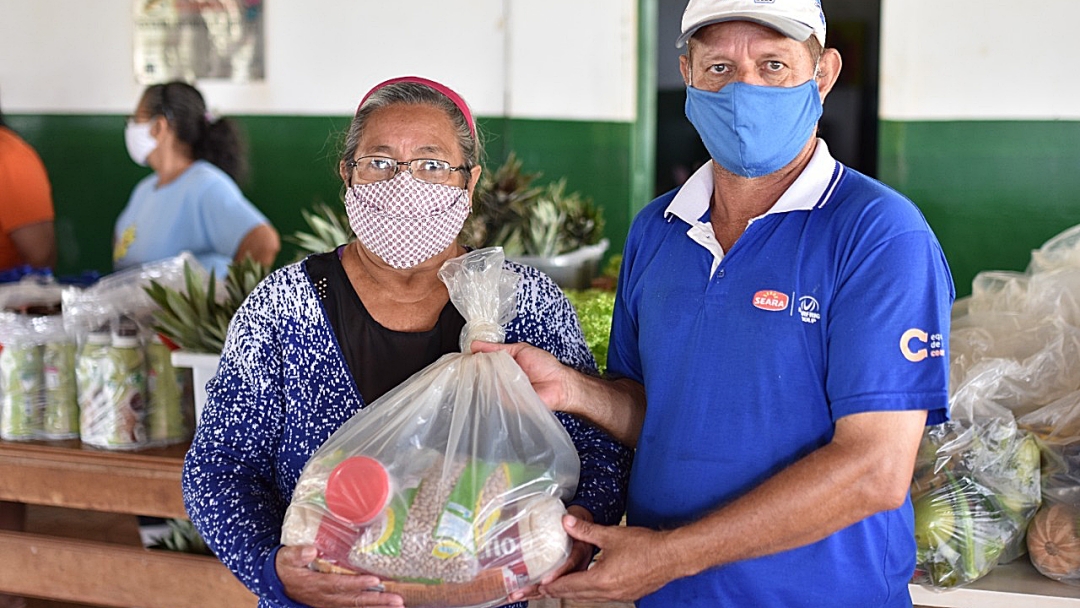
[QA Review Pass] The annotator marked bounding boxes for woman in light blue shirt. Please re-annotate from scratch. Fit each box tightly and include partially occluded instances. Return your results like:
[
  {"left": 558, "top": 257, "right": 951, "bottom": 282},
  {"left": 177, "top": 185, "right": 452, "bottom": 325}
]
[{"left": 114, "top": 81, "right": 279, "bottom": 276}]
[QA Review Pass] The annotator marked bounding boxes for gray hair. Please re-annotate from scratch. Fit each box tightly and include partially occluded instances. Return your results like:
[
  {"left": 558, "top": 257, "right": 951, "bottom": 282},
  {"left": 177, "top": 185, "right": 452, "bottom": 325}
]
[{"left": 341, "top": 82, "right": 482, "bottom": 178}]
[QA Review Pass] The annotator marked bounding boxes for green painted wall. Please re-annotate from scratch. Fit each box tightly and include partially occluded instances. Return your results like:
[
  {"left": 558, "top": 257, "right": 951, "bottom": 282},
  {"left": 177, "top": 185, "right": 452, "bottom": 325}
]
[
  {"left": 7, "top": 114, "right": 635, "bottom": 278},
  {"left": 481, "top": 117, "right": 636, "bottom": 265},
  {"left": 26, "top": 112, "right": 1074, "bottom": 300},
  {"left": 878, "top": 120, "right": 1080, "bottom": 298}
]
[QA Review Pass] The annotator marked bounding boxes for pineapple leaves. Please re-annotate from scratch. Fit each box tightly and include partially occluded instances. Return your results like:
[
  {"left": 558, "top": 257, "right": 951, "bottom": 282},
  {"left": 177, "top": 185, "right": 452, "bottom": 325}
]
[
  {"left": 144, "top": 258, "right": 269, "bottom": 354},
  {"left": 286, "top": 201, "right": 352, "bottom": 261},
  {"left": 461, "top": 152, "right": 604, "bottom": 257},
  {"left": 148, "top": 518, "right": 213, "bottom": 556}
]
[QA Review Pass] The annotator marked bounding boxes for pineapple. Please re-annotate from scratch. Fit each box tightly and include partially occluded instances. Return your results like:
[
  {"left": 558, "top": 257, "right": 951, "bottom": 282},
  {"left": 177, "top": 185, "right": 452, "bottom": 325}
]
[
  {"left": 462, "top": 152, "right": 604, "bottom": 257},
  {"left": 143, "top": 257, "right": 269, "bottom": 354},
  {"left": 287, "top": 201, "right": 353, "bottom": 260}
]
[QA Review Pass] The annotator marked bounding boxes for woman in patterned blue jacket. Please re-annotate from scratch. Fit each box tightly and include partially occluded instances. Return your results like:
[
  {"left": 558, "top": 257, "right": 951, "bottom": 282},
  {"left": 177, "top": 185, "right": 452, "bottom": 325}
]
[{"left": 181, "top": 76, "right": 632, "bottom": 608}]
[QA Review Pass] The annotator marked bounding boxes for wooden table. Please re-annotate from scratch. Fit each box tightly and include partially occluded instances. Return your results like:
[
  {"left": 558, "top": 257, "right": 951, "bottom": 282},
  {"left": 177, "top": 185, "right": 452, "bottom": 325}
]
[{"left": 0, "top": 439, "right": 256, "bottom": 608}]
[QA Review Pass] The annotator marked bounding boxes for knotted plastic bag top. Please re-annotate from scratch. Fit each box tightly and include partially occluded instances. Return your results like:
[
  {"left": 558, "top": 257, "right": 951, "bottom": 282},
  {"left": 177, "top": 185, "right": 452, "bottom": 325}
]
[{"left": 438, "top": 247, "right": 520, "bottom": 351}]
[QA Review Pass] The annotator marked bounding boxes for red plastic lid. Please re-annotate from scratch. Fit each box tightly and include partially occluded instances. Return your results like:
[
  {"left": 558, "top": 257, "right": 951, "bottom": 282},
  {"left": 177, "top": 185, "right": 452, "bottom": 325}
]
[{"left": 324, "top": 456, "right": 391, "bottom": 525}]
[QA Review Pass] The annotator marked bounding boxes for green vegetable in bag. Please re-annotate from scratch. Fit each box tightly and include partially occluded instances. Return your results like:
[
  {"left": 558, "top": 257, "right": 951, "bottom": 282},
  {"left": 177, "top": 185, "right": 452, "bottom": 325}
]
[{"left": 913, "top": 472, "right": 1008, "bottom": 588}]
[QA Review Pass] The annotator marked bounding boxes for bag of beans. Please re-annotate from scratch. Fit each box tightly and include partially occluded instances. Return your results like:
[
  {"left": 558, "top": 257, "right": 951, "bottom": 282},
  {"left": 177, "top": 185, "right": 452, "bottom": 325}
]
[{"left": 283, "top": 248, "right": 580, "bottom": 608}]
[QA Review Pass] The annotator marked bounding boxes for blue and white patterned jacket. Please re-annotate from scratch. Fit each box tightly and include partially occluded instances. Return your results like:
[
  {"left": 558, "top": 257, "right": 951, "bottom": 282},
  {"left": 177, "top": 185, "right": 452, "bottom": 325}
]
[{"left": 182, "top": 257, "right": 633, "bottom": 608}]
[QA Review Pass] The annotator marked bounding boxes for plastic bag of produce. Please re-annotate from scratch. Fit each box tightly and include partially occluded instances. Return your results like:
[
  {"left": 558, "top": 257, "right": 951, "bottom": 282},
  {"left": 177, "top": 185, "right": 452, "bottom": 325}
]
[
  {"left": 1028, "top": 223, "right": 1080, "bottom": 275},
  {"left": 1018, "top": 391, "right": 1080, "bottom": 584},
  {"left": 911, "top": 393, "right": 1041, "bottom": 588},
  {"left": 966, "top": 271, "right": 1031, "bottom": 315},
  {"left": 282, "top": 248, "right": 579, "bottom": 608},
  {"left": 966, "top": 267, "right": 1080, "bottom": 330},
  {"left": 948, "top": 311, "right": 1080, "bottom": 420}
]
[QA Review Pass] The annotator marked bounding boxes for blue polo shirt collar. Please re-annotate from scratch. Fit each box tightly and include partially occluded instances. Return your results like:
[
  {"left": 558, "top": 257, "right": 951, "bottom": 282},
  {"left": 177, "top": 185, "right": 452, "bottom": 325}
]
[
  {"left": 662, "top": 140, "right": 843, "bottom": 275},
  {"left": 664, "top": 138, "right": 844, "bottom": 225}
]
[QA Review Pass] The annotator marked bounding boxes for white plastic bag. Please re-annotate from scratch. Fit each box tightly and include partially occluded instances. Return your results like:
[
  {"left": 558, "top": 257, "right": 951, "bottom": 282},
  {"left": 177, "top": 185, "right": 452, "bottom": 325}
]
[
  {"left": 949, "top": 314, "right": 1080, "bottom": 420},
  {"left": 1028, "top": 224, "right": 1080, "bottom": 275},
  {"left": 282, "top": 248, "right": 580, "bottom": 608}
]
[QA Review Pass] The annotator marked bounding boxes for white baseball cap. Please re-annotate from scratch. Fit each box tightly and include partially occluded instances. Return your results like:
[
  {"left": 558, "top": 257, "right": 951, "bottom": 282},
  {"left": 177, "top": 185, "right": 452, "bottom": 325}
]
[{"left": 677, "top": 0, "right": 827, "bottom": 48}]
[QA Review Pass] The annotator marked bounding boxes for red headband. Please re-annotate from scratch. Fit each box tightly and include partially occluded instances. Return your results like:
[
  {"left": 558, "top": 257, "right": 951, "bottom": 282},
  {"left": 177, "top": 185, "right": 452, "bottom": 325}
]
[{"left": 356, "top": 76, "right": 476, "bottom": 137}]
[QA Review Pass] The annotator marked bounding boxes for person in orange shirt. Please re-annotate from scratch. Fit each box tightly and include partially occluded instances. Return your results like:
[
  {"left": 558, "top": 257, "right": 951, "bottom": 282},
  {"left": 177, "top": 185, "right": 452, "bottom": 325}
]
[
  {"left": 0, "top": 97, "right": 55, "bottom": 608},
  {"left": 0, "top": 99, "right": 57, "bottom": 271}
]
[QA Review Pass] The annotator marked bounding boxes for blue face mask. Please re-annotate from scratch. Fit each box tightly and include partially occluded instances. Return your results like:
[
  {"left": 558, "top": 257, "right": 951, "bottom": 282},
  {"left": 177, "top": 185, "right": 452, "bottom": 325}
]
[{"left": 684, "top": 79, "right": 823, "bottom": 178}]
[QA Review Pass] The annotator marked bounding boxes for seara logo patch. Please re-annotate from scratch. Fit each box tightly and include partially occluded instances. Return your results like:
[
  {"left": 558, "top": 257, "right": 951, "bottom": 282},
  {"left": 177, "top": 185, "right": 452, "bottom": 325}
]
[
  {"left": 753, "top": 290, "right": 789, "bottom": 312},
  {"left": 900, "top": 328, "right": 945, "bottom": 363}
]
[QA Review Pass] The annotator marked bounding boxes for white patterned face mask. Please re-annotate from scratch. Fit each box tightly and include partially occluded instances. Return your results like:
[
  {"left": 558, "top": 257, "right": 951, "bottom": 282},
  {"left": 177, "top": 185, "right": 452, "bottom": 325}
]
[{"left": 344, "top": 172, "right": 470, "bottom": 269}]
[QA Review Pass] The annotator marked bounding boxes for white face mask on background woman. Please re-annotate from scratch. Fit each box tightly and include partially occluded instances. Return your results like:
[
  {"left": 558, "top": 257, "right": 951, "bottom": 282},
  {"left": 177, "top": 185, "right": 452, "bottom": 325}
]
[
  {"left": 124, "top": 120, "right": 157, "bottom": 166},
  {"left": 344, "top": 171, "right": 471, "bottom": 269}
]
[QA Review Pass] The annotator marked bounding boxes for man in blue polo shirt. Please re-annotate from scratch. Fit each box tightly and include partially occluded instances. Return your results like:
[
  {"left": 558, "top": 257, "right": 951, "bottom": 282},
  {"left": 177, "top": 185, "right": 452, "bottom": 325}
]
[{"left": 476, "top": 0, "right": 953, "bottom": 606}]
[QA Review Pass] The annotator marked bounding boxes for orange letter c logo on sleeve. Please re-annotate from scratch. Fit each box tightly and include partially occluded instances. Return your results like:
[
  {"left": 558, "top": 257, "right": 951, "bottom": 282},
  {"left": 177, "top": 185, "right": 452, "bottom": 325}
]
[{"left": 900, "top": 328, "right": 929, "bottom": 362}]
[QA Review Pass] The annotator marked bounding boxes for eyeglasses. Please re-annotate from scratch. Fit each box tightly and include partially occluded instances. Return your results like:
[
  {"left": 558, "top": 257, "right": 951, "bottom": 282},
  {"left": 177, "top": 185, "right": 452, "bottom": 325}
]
[{"left": 346, "top": 156, "right": 467, "bottom": 185}]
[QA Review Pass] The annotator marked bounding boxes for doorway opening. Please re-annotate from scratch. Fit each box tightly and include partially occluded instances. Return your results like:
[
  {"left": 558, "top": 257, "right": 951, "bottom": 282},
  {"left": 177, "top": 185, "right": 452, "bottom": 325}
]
[{"left": 653, "top": 0, "right": 882, "bottom": 196}]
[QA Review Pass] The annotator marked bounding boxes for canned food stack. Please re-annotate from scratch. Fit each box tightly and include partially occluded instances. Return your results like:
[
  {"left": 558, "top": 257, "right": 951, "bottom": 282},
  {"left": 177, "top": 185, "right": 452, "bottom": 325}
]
[{"left": 0, "top": 281, "right": 78, "bottom": 441}]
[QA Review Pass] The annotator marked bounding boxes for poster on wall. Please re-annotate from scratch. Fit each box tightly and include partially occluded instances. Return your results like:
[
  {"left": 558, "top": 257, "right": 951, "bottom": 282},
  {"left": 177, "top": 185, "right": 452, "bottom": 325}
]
[{"left": 133, "top": 0, "right": 265, "bottom": 84}]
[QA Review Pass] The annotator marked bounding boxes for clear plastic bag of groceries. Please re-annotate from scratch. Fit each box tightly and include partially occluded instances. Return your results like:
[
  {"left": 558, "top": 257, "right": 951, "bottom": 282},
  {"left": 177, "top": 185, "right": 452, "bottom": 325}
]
[
  {"left": 1028, "top": 223, "right": 1080, "bottom": 275},
  {"left": 910, "top": 422, "right": 1041, "bottom": 588},
  {"left": 61, "top": 252, "right": 201, "bottom": 338},
  {"left": 1018, "top": 391, "right": 1080, "bottom": 585},
  {"left": 282, "top": 247, "right": 581, "bottom": 608},
  {"left": 0, "top": 277, "right": 72, "bottom": 441},
  {"left": 60, "top": 255, "right": 199, "bottom": 450},
  {"left": 910, "top": 400, "right": 1041, "bottom": 588}
]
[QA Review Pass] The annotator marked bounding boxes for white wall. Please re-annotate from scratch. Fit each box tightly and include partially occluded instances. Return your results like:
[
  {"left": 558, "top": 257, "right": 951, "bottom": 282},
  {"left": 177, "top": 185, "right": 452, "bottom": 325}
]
[
  {"left": 880, "top": 0, "right": 1080, "bottom": 120},
  {"left": 0, "top": 0, "right": 637, "bottom": 121}
]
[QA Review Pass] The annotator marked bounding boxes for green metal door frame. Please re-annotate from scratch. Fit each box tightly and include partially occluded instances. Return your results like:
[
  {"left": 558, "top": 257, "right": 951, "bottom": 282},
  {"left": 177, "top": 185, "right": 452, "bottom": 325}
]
[{"left": 632, "top": 0, "right": 658, "bottom": 217}]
